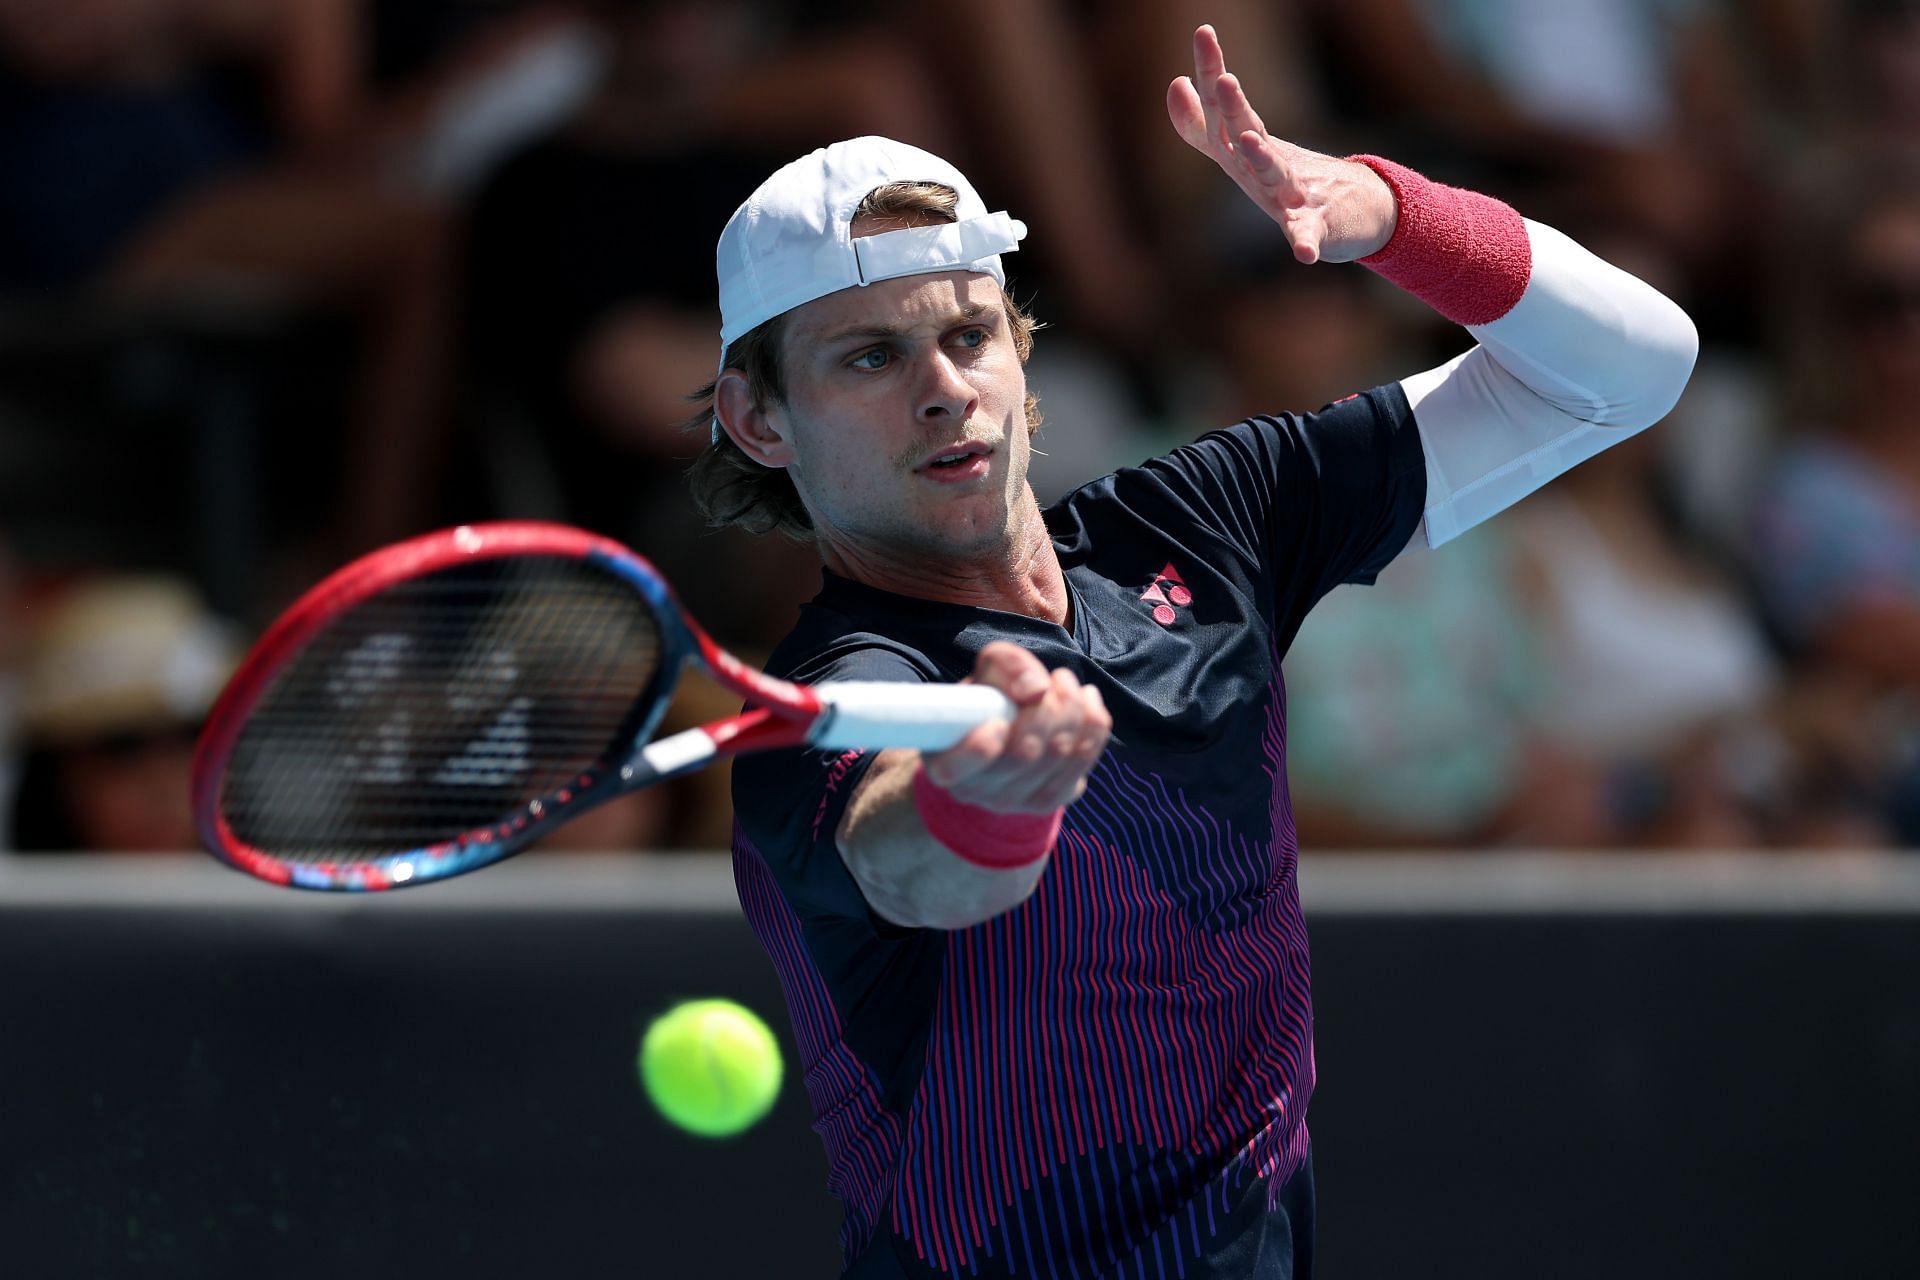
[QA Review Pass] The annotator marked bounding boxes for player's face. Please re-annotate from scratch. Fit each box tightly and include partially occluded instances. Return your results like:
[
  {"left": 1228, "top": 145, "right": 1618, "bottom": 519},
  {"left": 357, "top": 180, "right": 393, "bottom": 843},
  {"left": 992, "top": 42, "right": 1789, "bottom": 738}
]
[{"left": 772, "top": 268, "right": 1033, "bottom": 564}]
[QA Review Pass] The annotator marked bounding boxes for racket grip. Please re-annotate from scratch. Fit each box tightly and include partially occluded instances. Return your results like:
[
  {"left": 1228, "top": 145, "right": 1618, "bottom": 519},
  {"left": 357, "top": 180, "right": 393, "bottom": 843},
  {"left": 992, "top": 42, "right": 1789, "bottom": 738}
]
[{"left": 811, "top": 682, "right": 1015, "bottom": 751}]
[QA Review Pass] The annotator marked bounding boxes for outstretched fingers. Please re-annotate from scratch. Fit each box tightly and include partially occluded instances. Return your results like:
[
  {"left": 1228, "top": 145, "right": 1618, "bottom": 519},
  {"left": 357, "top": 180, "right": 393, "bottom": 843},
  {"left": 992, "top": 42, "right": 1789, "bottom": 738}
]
[
  {"left": 1236, "top": 130, "right": 1289, "bottom": 192},
  {"left": 1192, "top": 23, "right": 1228, "bottom": 147},
  {"left": 1169, "top": 28, "right": 1297, "bottom": 220},
  {"left": 1166, "top": 23, "right": 1395, "bottom": 264},
  {"left": 1167, "top": 75, "right": 1209, "bottom": 153},
  {"left": 1170, "top": 24, "right": 1247, "bottom": 160},
  {"left": 1215, "top": 73, "right": 1269, "bottom": 152},
  {"left": 1159, "top": 74, "right": 1205, "bottom": 152}
]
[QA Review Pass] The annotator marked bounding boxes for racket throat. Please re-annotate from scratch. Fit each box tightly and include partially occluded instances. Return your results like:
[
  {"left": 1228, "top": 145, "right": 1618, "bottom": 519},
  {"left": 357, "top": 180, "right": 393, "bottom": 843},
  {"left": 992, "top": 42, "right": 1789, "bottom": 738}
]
[
  {"left": 625, "top": 708, "right": 814, "bottom": 785},
  {"left": 629, "top": 727, "right": 719, "bottom": 783}
]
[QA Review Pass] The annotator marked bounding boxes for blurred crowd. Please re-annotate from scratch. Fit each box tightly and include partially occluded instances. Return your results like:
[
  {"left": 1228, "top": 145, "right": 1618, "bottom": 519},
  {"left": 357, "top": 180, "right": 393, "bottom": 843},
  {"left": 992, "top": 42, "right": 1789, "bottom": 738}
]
[{"left": 2, "top": 0, "right": 1919, "bottom": 854}]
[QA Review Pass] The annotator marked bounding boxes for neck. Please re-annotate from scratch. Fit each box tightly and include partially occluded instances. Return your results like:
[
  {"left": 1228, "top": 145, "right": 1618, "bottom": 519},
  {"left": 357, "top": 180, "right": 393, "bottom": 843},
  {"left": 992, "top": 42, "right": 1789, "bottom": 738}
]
[{"left": 817, "top": 492, "right": 1070, "bottom": 625}]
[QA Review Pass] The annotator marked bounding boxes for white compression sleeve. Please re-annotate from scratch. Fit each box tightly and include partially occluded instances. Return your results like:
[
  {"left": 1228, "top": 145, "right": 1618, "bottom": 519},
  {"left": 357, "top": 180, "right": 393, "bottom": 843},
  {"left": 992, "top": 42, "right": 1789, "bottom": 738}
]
[{"left": 1399, "top": 219, "right": 1700, "bottom": 548}]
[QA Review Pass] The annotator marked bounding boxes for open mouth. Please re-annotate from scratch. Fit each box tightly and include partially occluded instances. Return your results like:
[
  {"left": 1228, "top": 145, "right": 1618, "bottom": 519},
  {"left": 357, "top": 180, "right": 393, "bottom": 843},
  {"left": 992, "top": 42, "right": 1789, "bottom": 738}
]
[{"left": 919, "top": 441, "right": 993, "bottom": 473}]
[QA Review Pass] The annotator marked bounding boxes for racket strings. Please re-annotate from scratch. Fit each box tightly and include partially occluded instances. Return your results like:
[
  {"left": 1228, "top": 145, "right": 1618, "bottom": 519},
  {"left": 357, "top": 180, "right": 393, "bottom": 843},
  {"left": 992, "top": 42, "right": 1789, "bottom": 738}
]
[{"left": 220, "top": 557, "right": 664, "bottom": 862}]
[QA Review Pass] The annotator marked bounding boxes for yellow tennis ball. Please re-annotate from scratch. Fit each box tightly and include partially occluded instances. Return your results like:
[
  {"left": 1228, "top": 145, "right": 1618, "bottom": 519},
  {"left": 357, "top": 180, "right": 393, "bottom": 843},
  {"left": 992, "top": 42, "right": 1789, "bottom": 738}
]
[{"left": 638, "top": 999, "right": 784, "bottom": 1138}]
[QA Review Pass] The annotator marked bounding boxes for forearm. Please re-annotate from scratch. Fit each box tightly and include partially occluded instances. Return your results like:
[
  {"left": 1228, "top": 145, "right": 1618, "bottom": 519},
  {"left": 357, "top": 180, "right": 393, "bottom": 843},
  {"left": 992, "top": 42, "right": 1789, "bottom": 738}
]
[
  {"left": 1354, "top": 157, "right": 1699, "bottom": 545},
  {"left": 1360, "top": 155, "right": 1697, "bottom": 417},
  {"left": 1462, "top": 219, "right": 1697, "bottom": 426},
  {"left": 837, "top": 749, "right": 1053, "bottom": 930}
]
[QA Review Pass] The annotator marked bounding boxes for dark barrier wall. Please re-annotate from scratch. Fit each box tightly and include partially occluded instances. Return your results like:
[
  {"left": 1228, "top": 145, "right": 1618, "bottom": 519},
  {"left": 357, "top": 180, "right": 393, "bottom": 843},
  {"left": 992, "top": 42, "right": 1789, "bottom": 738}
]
[{"left": 3, "top": 856, "right": 1917, "bottom": 1279}]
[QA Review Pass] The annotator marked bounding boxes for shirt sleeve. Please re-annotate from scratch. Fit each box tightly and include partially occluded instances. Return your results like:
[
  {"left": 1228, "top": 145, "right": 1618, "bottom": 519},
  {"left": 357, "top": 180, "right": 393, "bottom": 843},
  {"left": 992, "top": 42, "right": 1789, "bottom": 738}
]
[
  {"left": 1132, "top": 384, "right": 1428, "bottom": 635},
  {"left": 1401, "top": 218, "right": 1699, "bottom": 546},
  {"left": 729, "top": 641, "right": 932, "bottom": 925}
]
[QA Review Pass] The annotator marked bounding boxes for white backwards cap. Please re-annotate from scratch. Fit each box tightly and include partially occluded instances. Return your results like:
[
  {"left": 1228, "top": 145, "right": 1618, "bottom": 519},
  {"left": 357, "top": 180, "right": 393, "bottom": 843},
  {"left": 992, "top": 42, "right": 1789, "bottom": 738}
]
[{"left": 715, "top": 134, "right": 1027, "bottom": 360}]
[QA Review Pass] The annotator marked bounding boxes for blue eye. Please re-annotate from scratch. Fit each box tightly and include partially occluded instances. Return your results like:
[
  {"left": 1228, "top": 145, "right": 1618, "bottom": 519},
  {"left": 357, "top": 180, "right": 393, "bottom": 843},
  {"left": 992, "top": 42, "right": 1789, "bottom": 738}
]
[
  {"left": 850, "top": 348, "right": 890, "bottom": 370},
  {"left": 956, "top": 328, "right": 987, "bottom": 348}
]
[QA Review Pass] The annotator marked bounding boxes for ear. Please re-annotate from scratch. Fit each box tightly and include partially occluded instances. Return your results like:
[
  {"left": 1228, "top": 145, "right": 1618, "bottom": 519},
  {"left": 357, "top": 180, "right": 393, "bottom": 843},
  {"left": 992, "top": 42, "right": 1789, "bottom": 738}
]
[{"left": 713, "top": 371, "right": 796, "bottom": 468}]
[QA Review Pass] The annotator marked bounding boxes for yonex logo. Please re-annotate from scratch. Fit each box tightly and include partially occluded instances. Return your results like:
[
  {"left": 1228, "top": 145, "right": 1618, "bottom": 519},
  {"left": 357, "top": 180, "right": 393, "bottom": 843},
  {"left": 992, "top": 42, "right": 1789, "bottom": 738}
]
[{"left": 1140, "top": 562, "right": 1192, "bottom": 626}]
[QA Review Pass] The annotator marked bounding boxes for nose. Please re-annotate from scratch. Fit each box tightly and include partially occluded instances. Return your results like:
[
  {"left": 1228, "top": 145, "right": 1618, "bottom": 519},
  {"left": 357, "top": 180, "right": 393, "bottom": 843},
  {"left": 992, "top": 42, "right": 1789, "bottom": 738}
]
[{"left": 914, "top": 349, "right": 979, "bottom": 425}]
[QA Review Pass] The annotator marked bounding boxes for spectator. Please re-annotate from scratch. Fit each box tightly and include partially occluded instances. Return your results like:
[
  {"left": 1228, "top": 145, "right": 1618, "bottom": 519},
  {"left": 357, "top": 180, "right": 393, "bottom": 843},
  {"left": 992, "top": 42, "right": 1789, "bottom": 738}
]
[
  {"left": 1753, "top": 184, "right": 1920, "bottom": 679},
  {"left": 1750, "top": 178, "right": 1920, "bottom": 845},
  {"left": 1514, "top": 435, "right": 1776, "bottom": 849},
  {"left": 1283, "top": 521, "right": 1623, "bottom": 849},
  {"left": 1320, "top": 0, "right": 1757, "bottom": 309},
  {"left": 1292, "top": 430, "right": 1794, "bottom": 852},
  {"left": 0, "top": 0, "right": 586, "bottom": 557},
  {"left": 10, "top": 575, "right": 237, "bottom": 852}
]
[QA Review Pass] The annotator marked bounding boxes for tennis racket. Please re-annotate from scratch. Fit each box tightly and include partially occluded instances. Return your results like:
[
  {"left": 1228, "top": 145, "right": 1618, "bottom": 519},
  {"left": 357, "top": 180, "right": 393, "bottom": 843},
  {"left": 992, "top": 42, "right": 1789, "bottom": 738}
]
[{"left": 191, "top": 521, "right": 1011, "bottom": 891}]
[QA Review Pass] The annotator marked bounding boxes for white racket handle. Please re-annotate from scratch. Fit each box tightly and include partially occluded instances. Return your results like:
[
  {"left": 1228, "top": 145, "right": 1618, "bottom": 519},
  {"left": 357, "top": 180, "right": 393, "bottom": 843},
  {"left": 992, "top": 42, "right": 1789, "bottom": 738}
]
[{"left": 810, "top": 681, "right": 1015, "bottom": 751}]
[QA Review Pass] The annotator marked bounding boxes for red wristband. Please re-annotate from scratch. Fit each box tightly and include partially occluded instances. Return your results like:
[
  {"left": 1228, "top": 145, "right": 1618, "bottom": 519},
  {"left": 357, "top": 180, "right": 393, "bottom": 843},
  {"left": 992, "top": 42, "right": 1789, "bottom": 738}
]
[
  {"left": 1347, "top": 154, "right": 1531, "bottom": 327},
  {"left": 911, "top": 767, "right": 1062, "bottom": 870}
]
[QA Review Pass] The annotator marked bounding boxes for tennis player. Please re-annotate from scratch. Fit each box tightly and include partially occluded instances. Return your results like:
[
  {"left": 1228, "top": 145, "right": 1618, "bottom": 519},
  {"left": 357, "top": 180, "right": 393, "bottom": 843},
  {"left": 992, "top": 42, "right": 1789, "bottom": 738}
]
[{"left": 697, "top": 25, "right": 1696, "bottom": 1279}]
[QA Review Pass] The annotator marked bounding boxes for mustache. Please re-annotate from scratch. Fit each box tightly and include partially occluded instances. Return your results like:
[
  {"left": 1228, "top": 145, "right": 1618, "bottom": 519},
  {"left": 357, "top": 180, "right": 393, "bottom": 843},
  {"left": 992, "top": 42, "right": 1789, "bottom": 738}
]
[{"left": 895, "top": 430, "right": 1001, "bottom": 471}]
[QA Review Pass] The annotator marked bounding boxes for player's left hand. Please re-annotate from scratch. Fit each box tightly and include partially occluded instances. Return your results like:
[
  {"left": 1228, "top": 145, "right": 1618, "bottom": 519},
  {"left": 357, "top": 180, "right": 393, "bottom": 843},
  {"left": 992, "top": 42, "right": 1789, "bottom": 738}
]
[{"left": 1167, "top": 24, "right": 1398, "bottom": 265}]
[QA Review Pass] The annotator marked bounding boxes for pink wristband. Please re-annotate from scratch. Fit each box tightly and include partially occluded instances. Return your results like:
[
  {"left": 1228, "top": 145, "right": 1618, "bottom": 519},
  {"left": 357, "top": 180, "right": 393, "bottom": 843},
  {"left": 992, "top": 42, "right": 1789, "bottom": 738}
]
[
  {"left": 1348, "top": 154, "right": 1531, "bottom": 327},
  {"left": 911, "top": 767, "right": 1062, "bottom": 870}
]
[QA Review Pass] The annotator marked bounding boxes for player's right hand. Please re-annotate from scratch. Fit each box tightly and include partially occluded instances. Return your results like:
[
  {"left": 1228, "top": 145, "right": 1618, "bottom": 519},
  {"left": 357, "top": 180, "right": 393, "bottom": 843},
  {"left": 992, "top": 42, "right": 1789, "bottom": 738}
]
[{"left": 921, "top": 642, "right": 1112, "bottom": 814}]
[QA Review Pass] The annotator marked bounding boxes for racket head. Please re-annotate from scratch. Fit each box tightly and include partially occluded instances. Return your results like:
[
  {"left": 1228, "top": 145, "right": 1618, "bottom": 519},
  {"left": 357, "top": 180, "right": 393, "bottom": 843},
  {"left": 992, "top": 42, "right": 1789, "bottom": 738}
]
[{"left": 192, "top": 523, "right": 741, "bottom": 891}]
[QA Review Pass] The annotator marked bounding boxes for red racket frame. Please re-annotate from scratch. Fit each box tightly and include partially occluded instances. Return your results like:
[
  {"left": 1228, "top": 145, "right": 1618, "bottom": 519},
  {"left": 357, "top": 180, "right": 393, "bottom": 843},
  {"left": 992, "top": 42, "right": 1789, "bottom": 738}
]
[{"left": 192, "top": 522, "right": 823, "bottom": 890}]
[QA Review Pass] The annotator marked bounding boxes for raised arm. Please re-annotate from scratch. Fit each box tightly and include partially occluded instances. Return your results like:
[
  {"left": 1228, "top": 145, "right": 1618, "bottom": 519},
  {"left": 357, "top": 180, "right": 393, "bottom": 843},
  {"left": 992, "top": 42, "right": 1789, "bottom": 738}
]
[
  {"left": 836, "top": 644, "right": 1110, "bottom": 930},
  {"left": 1169, "top": 24, "right": 1699, "bottom": 546}
]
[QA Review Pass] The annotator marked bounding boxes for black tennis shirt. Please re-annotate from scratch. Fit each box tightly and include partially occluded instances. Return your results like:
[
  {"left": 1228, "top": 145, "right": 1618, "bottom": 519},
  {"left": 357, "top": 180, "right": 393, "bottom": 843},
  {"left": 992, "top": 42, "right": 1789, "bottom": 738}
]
[{"left": 731, "top": 385, "right": 1425, "bottom": 1279}]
